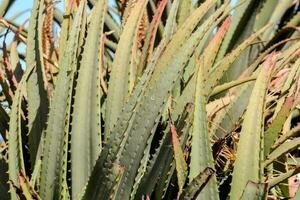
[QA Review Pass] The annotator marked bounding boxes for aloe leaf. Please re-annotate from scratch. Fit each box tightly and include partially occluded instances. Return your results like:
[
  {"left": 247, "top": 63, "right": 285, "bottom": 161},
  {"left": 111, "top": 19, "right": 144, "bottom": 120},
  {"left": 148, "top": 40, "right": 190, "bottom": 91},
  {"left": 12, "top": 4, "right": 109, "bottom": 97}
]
[
  {"left": 265, "top": 137, "right": 300, "bottom": 167},
  {"left": 210, "top": 76, "right": 256, "bottom": 98},
  {"left": 135, "top": 130, "right": 171, "bottom": 198},
  {"left": 137, "top": 0, "right": 167, "bottom": 76},
  {"left": 271, "top": 57, "right": 300, "bottom": 120},
  {"left": 70, "top": 0, "right": 106, "bottom": 197},
  {"left": 179, "top": 168, "right": 215, "bottom": 200},
  {"left": 189, "top": 58, "right": 218, "bottom": 200},
  {"left": 260, "top": 0, "right": 293, "bottom": 41},
  {"left": 10, "top": 38, "right": 23, "bottom": 82},
  {"left": 8, "top": 53, "right": 36, "bottom": 199},
  {"left": 209, "top": 38, "right": 294, "bottom": 139},
  {"left": 240, "top": 181, "right": 267, "bottom": 200},
  {"left": 18, "top": 172, "right": 42, "bottom": 200},
  {"left": 26, "top": 0, "right": 49, "bottom": 167},
  {"left": 154, "top": 105, "right": 194, "bottom": 199},
  {"left": 216, "top": 0, "right": 256, "bottom": 62},
  {"left": 39, "top": 2, "right": 85, "bottom": 199},
  {"left": 60, "top": 6, "right": 87, "bottom": 200},
  {"left": 135, "top": 104, "right": 193, "bottom": 199},
  {"left": 115, "top": 4, "right": 230, "bottom": 199},
  {"left": 269, "top": 166, "right": 300, "bottom": 188},
  {"left": 253, "top": 0, "right": 278, "bottom": 32},
  {"left": 172, "top": 0, "right": 230, "bottom": 86},
  {"left": 2, "top": 1, "right": 300, "bottom": 200},
  {"left": 58, "top": 0, "right": 76, "bottom": 59},
  {"left": 203, "top": 16, "right": 231, "bottom": 77},
  {"left": 170, "top": 122, "right": 188, "bottom": 195},
  {"left": 29, "top": 159, "right": 40, "bottom": 189},
  {"left": 148, "top": 0, "right": 167, "bottom": 54},
  {"left": 19, "top": 174, "right": 34, "bottom": 200},
  {"left": 108, "top": 164, "right": 125, "bottom": 200},
  {"left": 122, "top": 0, "right": 138, "bottom": 24},
  {"left": 172, "top": 4, "right": 232, "bottom": 119},
  {"left": 273, "top": 124, "right": 300, "bottom": 149},
  {"left": 264, "top": 96, "right": 295, "bottom": 158},
  {"left": 174, "top": 17, "right": 232, "bottom": 139},
  {"left": 83, "top": 2, "right": 225, "bottom": 199},
  {"left": 205, "top": 24, "right": 270, "bottom": 97},
  {"left": 183, "top": 15, "right": 231, "bottom": 85},
  {"left": 162, "top": 0, "right": 180, "bottom": 41},
  {"left": 230, "top": 56, "right": 274, "bottom": 200},
  {"left": 139, "top": 12, "right": 230, "bottom": 197},
  {"left": 105, "top": 0, "right": 149, "bottom": 137},
  {"left": 129, "top": 128, "right": 154, "bottom": 199},
  {"left": 210, "top": 82, "right": 254, "bottom": 139},
  {"left": 218, "top": 0, "right": 266, "bottom": 82},
  {"left": 8, "top": 78, "right": 26, "bottom": 200},
  {"left": 177, "top": 0, "right": 192, "bottom": 26},
  {"left": 82, "top": 48, "right": 160, "bottom": 200},
  {"left": 7, "top": 16, "right": 44, "bottom": 197}
]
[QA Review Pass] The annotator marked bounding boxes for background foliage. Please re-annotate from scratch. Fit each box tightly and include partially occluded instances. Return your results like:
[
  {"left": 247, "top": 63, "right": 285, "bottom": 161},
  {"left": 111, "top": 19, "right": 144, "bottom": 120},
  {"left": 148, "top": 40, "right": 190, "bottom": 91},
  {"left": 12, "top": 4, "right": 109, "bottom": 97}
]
[{"left": 0, "top": 0, "right": 300, "bottom": 199}]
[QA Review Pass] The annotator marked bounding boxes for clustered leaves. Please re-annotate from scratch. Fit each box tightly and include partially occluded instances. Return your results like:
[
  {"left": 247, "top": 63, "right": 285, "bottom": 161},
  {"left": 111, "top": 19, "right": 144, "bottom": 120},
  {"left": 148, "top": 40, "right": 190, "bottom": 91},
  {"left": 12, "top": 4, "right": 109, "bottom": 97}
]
[{"left": 0, "top": 0, "right": 300, "bottom": 199}]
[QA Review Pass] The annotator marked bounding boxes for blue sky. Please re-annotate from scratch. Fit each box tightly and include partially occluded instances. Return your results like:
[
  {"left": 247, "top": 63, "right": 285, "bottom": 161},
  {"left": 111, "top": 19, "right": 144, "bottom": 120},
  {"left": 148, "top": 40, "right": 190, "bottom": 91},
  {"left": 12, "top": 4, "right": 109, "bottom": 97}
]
[
  {"left": 0, "top": 0, "right": 64, "bottom": 55},
  {"left": 1, "top": 0, "right": 33, "bottom": 55},
  {"left": 3, "top": 0, "right": 64, "bottom": 19}
]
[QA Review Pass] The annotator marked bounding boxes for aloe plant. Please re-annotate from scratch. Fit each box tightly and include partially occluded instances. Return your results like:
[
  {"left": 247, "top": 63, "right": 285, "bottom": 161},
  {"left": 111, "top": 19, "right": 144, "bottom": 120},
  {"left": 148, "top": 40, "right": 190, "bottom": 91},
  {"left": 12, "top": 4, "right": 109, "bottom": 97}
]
[{"left": 0, "top": 0, "right": 300, "bottom": 199}]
